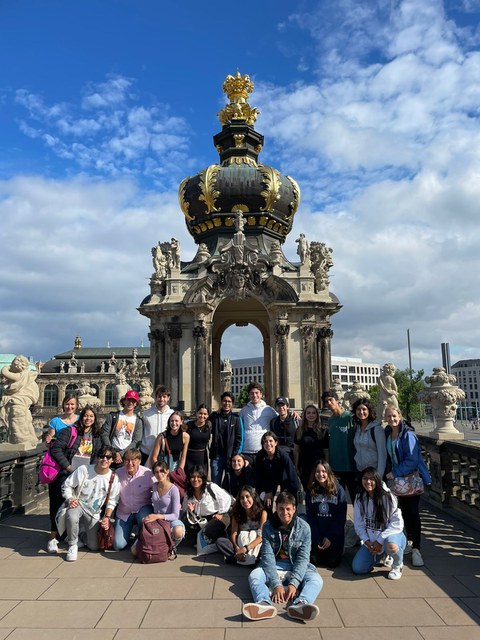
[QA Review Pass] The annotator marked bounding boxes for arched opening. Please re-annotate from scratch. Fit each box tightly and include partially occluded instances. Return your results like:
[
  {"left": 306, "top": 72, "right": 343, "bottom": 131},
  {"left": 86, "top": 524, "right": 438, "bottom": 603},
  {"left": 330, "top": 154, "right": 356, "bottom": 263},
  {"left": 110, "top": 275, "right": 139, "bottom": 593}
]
[{"left": 211, "top": 297, "right": 271, "bottom": 410}]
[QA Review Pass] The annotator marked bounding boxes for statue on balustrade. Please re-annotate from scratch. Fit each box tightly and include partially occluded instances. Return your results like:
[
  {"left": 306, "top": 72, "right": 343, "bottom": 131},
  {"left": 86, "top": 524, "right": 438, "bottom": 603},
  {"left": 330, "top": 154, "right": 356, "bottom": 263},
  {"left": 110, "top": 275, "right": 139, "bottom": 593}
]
[
  {"left": 377, "top": 363, "right": 399, "bottom": 421},
  {"left": 0, "top": 355, "right": 39, "bottom": 448}
]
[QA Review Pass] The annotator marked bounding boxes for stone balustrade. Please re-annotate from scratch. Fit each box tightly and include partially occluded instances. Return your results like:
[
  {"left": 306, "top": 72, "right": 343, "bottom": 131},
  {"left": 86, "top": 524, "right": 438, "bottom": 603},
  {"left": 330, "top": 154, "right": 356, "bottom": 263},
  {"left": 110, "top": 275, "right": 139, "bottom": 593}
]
[{"left": 0, "top": 445, "right": 47, "bottom": 520}]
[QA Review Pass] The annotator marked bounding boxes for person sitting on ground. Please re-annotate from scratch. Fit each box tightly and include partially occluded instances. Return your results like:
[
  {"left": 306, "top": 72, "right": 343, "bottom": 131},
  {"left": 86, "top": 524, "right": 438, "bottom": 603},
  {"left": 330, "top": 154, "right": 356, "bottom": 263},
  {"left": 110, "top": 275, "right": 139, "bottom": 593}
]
[
  {"left": 132, "top": 460, "right": 185, "bottom": 555},
  {"left": 100, "top": 390, "right": 143, "bottom": 467},
  {"left": 114, "top": 448, "right": 154, "bottom": 551},
  {"left": 254, "top": 431, "right": 299, "bottom": 510},
  {"left": 306, "top": 460, "right": 347, "bottom": 568},
  {"left": 61, "top": 446, "right": 120, "bottom": 562},
  {"left": 352, "top": 467, "right": 406, "bottom": 580},
  {"left": 243, "top": 491, "right": 323, "bottom": 622},
  {"left": 222, "top": 453, "right": 254, "bottom": 499},
  {"left": 216, "top": 485, "right": 267, "bottom": 565}
]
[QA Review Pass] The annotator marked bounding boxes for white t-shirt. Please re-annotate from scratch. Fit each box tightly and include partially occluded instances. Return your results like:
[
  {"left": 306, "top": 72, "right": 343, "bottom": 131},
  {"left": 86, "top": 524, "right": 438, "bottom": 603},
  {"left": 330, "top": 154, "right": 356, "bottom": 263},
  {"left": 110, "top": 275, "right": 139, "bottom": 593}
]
[
  {"left": 62, "top": 465, "right": 120, "bottom": 519},
  {"left": 111, "top": 412, "right": 137, "bottom": 451}
]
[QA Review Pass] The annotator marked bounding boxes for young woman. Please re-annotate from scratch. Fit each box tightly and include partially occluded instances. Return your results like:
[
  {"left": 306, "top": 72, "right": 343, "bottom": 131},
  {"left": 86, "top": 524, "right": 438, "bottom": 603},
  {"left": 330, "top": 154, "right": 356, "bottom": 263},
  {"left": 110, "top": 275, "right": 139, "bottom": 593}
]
[
  {"left": 216, "top": 485, "right": 267, "bottom": 565},
  {"left": 46, "top": 404, "right": 101, "bottom": 553},
  {"left": 45, "top": 394, "right": 79, "bottom": 444},
  {"left": 352, "top": 467, "right": 406, "bottom": 580},
  {"left": 133, "top": 460, "right": 185, "bottom": 552},
  {"left": 61, "top": 446, "right": 121, "bottom": 562},
  {"left": 352, "top": 398, "right": 387, "bottom": 477},
  {"left": 306, "top": 460, "right": 347, "bottom": 568},
  {"left": 151, "top": 411, "right": 189, "bottom": 471},
  {"left": 182, "top": 465, "right": 232, "bottom": 545},
  {"left": 186, "top": 404, "right": 211, "bottom": 474},
  {"left": 384, "top": 405, "right": 431, "bottom": 567},
  {"left": 254, "top": 431, "right": 299, "bottom": 510},
  {"left": 294, "top": 404, "right": 329, "bottom": 491},
  {"left": 222, "top": 453, "right": 255, "bottom": 499}
]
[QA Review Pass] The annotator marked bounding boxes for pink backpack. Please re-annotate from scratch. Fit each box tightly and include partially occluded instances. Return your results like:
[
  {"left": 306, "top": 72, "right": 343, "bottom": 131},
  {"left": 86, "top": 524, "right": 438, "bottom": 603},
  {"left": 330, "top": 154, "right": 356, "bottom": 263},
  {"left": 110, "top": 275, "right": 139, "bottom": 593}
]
[
  {"left": 136, "top": 519, "right": 176, "bottom": 564},
  {"left": 39, "top": 427, "right": 78, "bottom": 484}
]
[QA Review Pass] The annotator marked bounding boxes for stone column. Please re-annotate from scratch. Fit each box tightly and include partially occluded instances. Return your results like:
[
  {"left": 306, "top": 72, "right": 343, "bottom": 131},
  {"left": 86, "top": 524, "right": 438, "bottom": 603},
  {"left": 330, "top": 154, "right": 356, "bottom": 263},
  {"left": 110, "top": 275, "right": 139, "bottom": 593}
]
[
  {"left": 149, "top": 328, "right": 165, "bottom": 389},
  {"left": 420, "top": 367, "right": 465, "bottom": 440},
  {"left": 317, "top": 326, "right": 333, "bottom": 400},
  {"left": 98, "top": 381, "right": 107, "bottom": 405},
  {"left": 167, "top": 321, "right": 183, "bottom": 408},
  {"left": 300, "top": 323, "right": 316, "bottom": 402},
  {"left": 274, "top": 320, "right": 290, "bottom": 397},
  {"left": 193, "top": 321, "right": 207, "bottom": 407}
]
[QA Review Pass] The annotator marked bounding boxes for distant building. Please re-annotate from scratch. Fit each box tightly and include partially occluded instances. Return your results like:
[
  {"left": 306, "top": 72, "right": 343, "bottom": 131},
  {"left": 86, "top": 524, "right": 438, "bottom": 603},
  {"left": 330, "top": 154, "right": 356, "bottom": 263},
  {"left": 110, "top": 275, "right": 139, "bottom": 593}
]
[
  {"left": 331, "top": 356, "right": 381, "bottom": 391},
  {"left": 451, "top": 359, "right": 480, "bottom": 417},
  {"left": 230, "top": 357, "right": 265, "bottom": 399}
]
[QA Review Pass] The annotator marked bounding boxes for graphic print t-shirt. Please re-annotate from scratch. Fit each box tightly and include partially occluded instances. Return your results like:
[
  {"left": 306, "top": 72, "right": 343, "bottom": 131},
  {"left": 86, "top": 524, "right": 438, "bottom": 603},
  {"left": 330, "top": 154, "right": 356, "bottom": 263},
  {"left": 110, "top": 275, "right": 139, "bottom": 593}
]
[{"left": 111, "top": 412, "right": 136, "bottom": 451}]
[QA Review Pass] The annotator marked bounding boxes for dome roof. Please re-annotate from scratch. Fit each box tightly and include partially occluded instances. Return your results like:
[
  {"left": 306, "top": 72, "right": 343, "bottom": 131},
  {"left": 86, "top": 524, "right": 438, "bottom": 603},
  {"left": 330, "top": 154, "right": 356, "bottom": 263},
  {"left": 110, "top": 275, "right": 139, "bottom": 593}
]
[{"left": 178, "top": 73, "right": 300, "bottom": 247}]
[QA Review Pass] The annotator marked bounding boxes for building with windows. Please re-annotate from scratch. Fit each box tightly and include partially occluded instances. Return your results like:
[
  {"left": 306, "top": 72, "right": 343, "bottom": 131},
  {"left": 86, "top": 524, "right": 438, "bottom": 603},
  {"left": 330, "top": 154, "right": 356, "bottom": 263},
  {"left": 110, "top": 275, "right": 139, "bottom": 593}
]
[
  {"left": 230, "top": 357, "right": 264, "bottom": 399},
  {"left": 451, "top": 359, "right": 480, "bottom": 419},
  {"left": 331, "top": 357, "right": 381, "bottom": 390}
]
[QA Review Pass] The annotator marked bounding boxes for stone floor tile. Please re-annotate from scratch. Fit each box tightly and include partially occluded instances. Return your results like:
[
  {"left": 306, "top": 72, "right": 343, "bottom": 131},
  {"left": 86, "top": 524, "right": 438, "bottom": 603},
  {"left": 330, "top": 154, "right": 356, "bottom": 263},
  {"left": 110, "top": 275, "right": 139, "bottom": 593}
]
[
  {"left": 227, "top": 628, "right": 321, "bottom": 640},
  {"left": 418, "top": 627, "right": 480, "bottom": 640},
  {"left": 459, "top": 596, "right": 480, "bottom": 618},
  {"left": 47, "top": 557, "right": 131, "bottom": 578},
  {"left": 6, "top": 630, "right": 117, "bottom": 640},
  {"left": 334, "top": 598, "right": 444, "bottom": 626},
  {"left": 425, "top": 596, "right": 480, "bottom": 624},
  {"left": 0, "top": 578, "right": 56, "bottom": 599},
  {"left": 95, "top": 600, "right": 150, "bottom": 628},
  {"left": 124, "top": 559, "right": 203, "bottom": 577},
  {"left": 456, "top": 575, "right": 480, "bottom": 596},
  {"left": 0, "top": 602, "right": 20, "bottom": 621},
  {"left": 321, "top": 628, "right": 424, "bottom": 640},
  {"left": 0, "top": 631, "right": 13, "bottom": 640},
  {"left": 319, "top": 576, "right": 386, "bottom": 598},
  {"left": 213, "top": 576, "right": 251, "bottom": 599},
  {"left": 142, "top": 599, "right": 242, "bottom": 628},
  {"left": 0, "top": 547, "right": 15, "bottom": 559},
  {"left": 241, "top": 599, "right": 342, "bottom": 628},
  {"left": 375, "top": 575, "right": 474, "bottom": 598},
  {"left": 201, "top": 560, "right": 254, "bottom": 577},
  {"left": 0, "top": 556, "right": 62, "bottom": 577},
  {"left": 116, "top": 630, "right": 225, "bottom": 640},
  {"left": 39, "top": 577, "right": 135, "bottom": 600},
  {"left": 0, "top": 601, "right": 109, "bottom": 628},
  {"left": 126, "top": 575, "right": 215, "bottom": 599},
  {"left": 421, "top": 555, "right": 480, "bottom": 575}
]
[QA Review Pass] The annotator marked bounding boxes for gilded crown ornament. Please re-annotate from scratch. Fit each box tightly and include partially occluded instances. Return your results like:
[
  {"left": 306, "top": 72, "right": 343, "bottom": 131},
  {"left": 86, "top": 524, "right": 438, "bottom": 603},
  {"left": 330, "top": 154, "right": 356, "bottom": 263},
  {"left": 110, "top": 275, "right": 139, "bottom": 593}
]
[{"left": 218, "top": 71, "right": 260, "bottom": 126}]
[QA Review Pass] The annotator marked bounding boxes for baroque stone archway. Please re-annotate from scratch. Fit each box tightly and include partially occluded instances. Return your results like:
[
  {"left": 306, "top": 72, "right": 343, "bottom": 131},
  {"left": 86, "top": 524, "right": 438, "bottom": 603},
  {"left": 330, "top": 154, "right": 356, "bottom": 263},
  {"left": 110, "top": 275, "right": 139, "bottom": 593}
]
[{"left": 138, "top": 72, "right": 341, "bottom": 412}]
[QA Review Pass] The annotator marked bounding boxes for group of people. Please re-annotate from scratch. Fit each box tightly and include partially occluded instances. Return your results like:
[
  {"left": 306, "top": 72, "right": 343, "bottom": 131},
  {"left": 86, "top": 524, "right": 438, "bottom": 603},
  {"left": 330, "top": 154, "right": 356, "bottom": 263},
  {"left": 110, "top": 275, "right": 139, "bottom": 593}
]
[{"left": 42, "top": 381, "right": 431, "bottom": 623}]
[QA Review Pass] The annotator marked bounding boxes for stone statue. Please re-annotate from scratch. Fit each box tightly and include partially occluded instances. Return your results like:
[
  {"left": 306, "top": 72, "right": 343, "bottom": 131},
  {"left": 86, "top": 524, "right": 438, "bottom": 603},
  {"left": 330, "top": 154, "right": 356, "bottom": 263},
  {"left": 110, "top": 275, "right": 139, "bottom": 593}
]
[
  {"left": 80, "top": 362, "right": 85, "bottom": 374},
  {"left": 196, "top": 243, "right": 211, "bottom": 264},
  {"left": 0, "top": 355, "right": 39, "bottom": 448},
  {"left": 331, "top": 378, "right": 345, "bottom": 408},
  {"left": 309, "top": 241, "right": 333, "bottom": 291},
  {"left": 344, "top": 381, "right": 370, "bottom": 409},
  {"left": 152, "top": 243, "right": 168, "bottom": 280},
  {"left": 139, "top": 360, "right": 148, "bottom": 375},
  {"left": 222, "top": 357, "right": 232, "bottom": 371},
  {"left": 296, "top": 233, "right": 309, "bottom": 265},
  {"left": 59, "top": 361, "right": 65, "bottom": 373},
  {"left": 68, "top": 353, "right": 78, "bottom": 373},
  {"left": 233, "top": 211, "right": 246, "bottom": 265},
  {"left": 77, "top": 382, "right": 101, "bottom": 410},
  {"left": 377, "top": 363, "right": 399, "bottom": 421},
  {"left": 171, "top": 238, "right": 181, "bottom": 269},
  {"left": 269, "top": 240, "right": 283, "bottom": 266},
  {"left": 139, "top": 378, "right": 154, "bottom": 413},
  {"left": 100, "top": 361, "right": 105, "bottom": 373},
  {"left": 108, "top": 353, "right": 117, "bottom": 374},
  {"left": 115, "top": 371, "right": 130, "bottom": 410}
]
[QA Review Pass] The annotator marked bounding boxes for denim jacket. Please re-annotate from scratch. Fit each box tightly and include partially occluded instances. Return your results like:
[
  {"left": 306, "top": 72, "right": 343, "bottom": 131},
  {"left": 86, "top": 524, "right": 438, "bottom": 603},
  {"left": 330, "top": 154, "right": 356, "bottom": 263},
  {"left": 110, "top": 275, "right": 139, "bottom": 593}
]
[
  {"left": 260, "top": 514, "right": 314, "bottom": 589},
  {"left": 385, "top": 420, "right": 432, "bottom": 485}
]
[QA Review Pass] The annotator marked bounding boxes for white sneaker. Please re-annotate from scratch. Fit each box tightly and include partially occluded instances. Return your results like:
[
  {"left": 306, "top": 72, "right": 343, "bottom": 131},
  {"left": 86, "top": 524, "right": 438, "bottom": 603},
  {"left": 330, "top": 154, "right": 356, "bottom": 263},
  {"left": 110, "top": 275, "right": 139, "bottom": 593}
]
[
  {"left": 47, "top": 538, "right": 58, "bottom": 554},
  {"left": 243, "top": 602, "right": 277, "bottom": 620},
  {"left": 382, "top": 555, "right": 393, "bottom": 568},
  {"left": 66, "top": 545, "right": 78, "bottom": 562},
  {"left": 404, "top": 541, "right": 412, "bottom": 555},
  {"left": 388, "top": 564, "right": 403, "bottom": 580},
  {"left": 286, "top": 601, "right": 319, "bottom": 621},
  {"left": 411, "top": 548, "right": 424, "bottom": 566}
]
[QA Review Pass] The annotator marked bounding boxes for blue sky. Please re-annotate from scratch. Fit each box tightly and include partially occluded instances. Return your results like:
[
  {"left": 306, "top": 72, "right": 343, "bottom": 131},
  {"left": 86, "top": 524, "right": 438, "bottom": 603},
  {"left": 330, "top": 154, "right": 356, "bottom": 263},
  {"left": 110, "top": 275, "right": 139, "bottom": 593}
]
[{"left": 1, "top": 0, "right": 480, "bottom": 375}]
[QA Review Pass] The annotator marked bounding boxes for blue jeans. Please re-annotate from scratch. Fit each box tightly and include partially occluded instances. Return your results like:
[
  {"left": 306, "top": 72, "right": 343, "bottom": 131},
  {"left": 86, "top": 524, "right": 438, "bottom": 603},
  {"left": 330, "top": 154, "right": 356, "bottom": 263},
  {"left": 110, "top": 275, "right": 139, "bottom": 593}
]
[
  {"left": 114, "top": 505, "right": 153, "bottom": 551},
  {"left": 210, "top": 456, "right": 227, "bottom": 486},
  {"left": 248, "top": 560, "right": 323, "bottom": 605},
  {"left": 352, "top": 532, "right": 406, "bottom": 574}
]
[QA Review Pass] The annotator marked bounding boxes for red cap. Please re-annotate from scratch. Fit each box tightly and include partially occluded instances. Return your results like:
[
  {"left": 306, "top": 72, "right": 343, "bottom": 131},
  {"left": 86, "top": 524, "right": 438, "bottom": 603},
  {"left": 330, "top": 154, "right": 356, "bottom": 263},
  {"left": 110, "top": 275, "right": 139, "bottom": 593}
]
[{"left": 124, "top": 390, "right": 139, "bottom": 402}]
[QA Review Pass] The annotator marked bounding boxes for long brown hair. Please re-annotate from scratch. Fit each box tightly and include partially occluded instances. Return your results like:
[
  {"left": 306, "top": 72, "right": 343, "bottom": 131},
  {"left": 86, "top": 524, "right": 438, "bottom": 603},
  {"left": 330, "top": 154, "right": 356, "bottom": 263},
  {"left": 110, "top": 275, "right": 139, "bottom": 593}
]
[
  {"left": 309, "top": 460, "right": 338, "bottom": 497},
  {"left": 296, "top": 404, "right": 325, "bottom": 440}
]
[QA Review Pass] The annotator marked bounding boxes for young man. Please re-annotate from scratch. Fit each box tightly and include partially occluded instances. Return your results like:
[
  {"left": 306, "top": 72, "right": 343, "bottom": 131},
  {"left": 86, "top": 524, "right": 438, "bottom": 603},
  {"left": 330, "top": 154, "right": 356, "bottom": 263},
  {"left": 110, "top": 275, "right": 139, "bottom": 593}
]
[
  {"left": 239, "top": 382, "right": 277, "bottom": 464},
  {"left": 101, "top": 390, "right": 143, "bottom": 467},
  {"left": 208, "top": 391, "right": 243, "bottom": 485},
  {"left": 243, "top": 491, "right": 322, "bottom": 621},
  {"left": 321, "top": 390, "right": 356, "bottom": 501},
  {"left": 140, "top": 385, "right": 174, "bottom": 464},
  {"left": 270, "top": 397, "right": 298, "bottom": 460}
]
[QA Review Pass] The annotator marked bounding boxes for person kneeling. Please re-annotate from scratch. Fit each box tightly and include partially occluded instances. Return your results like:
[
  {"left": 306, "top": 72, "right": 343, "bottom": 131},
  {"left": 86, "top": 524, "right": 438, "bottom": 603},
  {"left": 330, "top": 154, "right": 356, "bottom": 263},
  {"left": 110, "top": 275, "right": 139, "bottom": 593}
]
[
  {"left": 352, "top": 467, "right": 406, "bottom": 580},
  {"left": 243, "top": 491, "right": 323, "bottom": 622}
]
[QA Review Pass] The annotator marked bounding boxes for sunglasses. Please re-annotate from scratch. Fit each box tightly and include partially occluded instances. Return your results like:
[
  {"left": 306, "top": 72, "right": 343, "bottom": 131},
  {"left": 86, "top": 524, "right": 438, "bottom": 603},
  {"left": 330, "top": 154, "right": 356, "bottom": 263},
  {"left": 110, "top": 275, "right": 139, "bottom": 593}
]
[{"left": 99, "top": 455, "right": 113, "bottom": 460}]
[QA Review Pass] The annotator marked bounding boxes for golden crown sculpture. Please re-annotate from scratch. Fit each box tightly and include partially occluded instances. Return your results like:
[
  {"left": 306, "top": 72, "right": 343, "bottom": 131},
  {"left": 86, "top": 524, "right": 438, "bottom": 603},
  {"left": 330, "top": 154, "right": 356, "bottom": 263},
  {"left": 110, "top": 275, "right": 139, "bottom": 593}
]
[{"left": 218, "top": 71, "right": 260, "bottom": 126}]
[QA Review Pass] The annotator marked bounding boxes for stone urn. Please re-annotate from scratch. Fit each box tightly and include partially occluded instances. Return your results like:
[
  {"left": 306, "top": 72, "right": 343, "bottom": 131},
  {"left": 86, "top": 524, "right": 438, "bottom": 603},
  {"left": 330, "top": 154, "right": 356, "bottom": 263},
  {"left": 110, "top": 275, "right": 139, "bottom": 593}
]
[{"left": 419, "top": 367, "right": 465, "bottom": 440}]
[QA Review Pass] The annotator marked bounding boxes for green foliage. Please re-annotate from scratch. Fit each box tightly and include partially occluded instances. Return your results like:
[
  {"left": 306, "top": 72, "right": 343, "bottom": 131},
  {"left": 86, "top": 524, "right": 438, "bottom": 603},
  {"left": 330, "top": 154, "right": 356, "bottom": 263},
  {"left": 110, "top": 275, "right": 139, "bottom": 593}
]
[
  {"left": 236, "top": 385, "right": 250, "bottom": 407},
  {"left": 394, "top": 368, "right": 425, "bottom": 421},
  {"left": 368, "top": 385, "right": 379, "bottom": 412}
]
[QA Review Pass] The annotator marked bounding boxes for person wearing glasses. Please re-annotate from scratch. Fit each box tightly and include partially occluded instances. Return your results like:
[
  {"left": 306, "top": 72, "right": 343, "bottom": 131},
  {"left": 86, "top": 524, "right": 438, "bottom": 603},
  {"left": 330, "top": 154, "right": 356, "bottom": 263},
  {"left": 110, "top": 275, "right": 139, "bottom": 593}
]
[
  {"left": 113, "top": 448, "right": 154, "bottom": 551},
  {"left": 101, "top": 390, "right": 143, "bottom": 467},
  {"left": 61, "top": 446, "right": 121, "bottom": 561}
]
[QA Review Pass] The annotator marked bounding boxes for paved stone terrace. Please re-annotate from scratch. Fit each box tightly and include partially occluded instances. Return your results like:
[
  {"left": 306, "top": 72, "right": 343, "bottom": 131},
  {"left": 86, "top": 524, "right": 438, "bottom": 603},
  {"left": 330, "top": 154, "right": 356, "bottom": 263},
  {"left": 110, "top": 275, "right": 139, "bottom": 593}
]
[{"left": 0, "top": 501, "right": 480, "bottom": 640}]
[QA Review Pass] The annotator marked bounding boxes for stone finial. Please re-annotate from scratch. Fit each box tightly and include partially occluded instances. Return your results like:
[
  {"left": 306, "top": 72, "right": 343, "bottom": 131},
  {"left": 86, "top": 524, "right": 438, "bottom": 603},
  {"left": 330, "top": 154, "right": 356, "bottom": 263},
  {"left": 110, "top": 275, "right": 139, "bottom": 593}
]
[
  {"left": 420, "top": 367, "right": 465, "bottom": 440},
  {"left": 344, "top": 380, "right": 370, "bottom": 410}
]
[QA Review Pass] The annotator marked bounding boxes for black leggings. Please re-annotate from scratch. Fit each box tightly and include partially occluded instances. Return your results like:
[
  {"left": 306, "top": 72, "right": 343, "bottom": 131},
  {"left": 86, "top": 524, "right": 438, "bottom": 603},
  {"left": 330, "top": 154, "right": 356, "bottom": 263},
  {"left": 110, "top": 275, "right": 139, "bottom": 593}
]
[{"left": 398, "top": 494, "right": 421, "bottom": 549}]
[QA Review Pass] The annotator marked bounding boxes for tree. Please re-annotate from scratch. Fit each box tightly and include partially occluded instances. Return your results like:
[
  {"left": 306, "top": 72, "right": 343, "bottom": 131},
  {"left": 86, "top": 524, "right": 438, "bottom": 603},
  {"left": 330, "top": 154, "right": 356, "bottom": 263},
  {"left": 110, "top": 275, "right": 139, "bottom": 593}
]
[
  {"left": 394, "top": 368, "right": 425, "bottom": 422},
  {"left": 236, "top": 385, "right": 250, "bottom": 407}
]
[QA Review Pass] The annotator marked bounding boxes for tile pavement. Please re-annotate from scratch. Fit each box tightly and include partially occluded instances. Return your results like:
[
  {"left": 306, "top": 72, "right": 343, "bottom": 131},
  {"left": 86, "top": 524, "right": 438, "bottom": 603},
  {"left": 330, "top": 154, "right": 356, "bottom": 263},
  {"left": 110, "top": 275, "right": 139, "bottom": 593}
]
[{"left": 0, "top": 500, "right": 479, "bottom": 639}]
